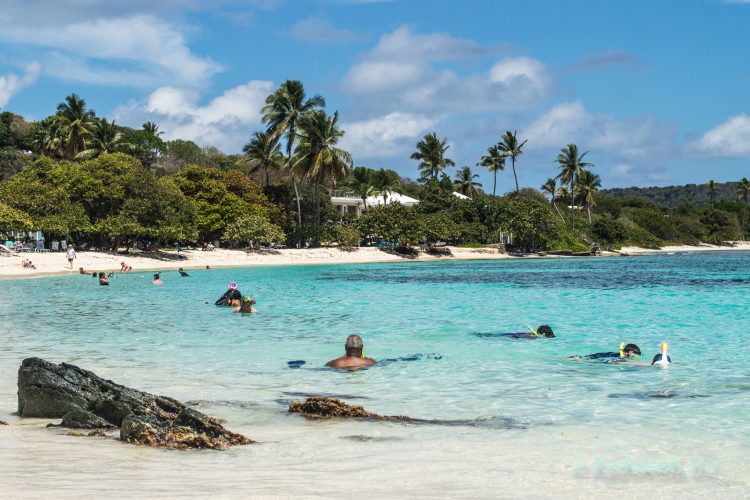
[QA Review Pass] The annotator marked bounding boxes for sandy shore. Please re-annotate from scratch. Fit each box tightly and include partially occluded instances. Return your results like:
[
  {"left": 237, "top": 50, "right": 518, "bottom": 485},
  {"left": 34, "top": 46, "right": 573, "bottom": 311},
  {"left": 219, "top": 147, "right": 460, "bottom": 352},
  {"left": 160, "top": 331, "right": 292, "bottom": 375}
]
[{"left": 2, "top": 242, "right": 749, "bottom": 279}]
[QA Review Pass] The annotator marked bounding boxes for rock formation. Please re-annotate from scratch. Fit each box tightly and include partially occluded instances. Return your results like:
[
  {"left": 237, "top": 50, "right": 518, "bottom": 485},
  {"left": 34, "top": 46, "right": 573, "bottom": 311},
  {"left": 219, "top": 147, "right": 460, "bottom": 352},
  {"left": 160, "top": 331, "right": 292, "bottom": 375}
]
[
  {"left": 289, "top": 397, "right": 409, "bottom": 421},
  {"left": 18, "top": 357, "right": 251, "bottom": 450}
]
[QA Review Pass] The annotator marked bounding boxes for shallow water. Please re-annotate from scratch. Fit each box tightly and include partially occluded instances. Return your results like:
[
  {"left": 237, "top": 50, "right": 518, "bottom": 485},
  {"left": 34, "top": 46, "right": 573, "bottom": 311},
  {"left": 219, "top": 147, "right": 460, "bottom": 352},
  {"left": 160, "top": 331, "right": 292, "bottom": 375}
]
[{"left": 1, "top": 252, "right": 749, "bottom": 497}]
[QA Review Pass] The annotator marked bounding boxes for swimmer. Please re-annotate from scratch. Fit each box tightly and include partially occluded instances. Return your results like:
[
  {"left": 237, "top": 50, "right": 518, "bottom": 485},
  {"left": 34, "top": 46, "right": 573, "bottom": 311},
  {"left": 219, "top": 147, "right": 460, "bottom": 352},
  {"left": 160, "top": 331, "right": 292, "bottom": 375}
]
[
  {"left": 234, "top": 296, "right": 257, "bottom": 313},
  {"left": 566, "top": 343, "right": 641, "bottom": 363},
  {"left": 206, "top": 265, "right": 211, "bottom": 270},
  {"left": 152, "top": 273, "right": 163, "bottom": 285},
  {"left": 494, "top": 324, "right": 555, "bottom": 339},
  {"left": 651, "top": 342, "right": 672, "bottom": 366},
  {"left": 215, "top": 282, "right": 241, "bottom": 306},
  {"left": 178, "top": 267, "right": 190, "bottom": 277},
  {"left": 98, "top": 272, "right": 109, "bottom": 286},
  {"left": 79, "top": 267, "right": 87, "bottom": 275},
  {"left": 326, "top": 334, "right": 376, "bottom": 371}
]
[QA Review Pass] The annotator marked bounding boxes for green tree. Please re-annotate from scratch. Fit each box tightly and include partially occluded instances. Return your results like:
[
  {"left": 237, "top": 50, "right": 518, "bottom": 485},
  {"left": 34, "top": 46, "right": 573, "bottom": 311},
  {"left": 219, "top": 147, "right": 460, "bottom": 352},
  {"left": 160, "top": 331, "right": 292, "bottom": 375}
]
[
  {"left": 592, "top": 214, "right": 627, "bottom": 245},
  {"left": 262, "top": 80, "right": 326, "bottom": 247},
  {"left": 575, "top": 169, "right": 602, "bottom": 223},
  {"left": 736, "top": 177, "right": 750, "bottom": 239},
  {"left": 223, "top": 214, "right": 285, "bottom": 248},
  {"left": 555, "top": 143, "right": 594, "bottom": 227},
  {"left": 241, "top": 131, "right": 284, "bottom": 187},
  {"left": 356, "top": 203, "right": 423, "bottom": 245},
  {"left": 77, "top": 118, "right": 134, "bottom": 159},
  {"left": 370, "top": 168, "right": 401, "bottom": 204},
  {"left": 121, "top": 129, "right": 165, "bottom": 169},
  {"left": 344, "top": 166, "right": 376, "bottom": 210},
  {"left": 292, "top": 110, "right": 352, "bottom": 242},
  {"left": 700, "top": 208, "right": 740, "bottom": 243},
  {"left": 0, "top": 203, "right": 33, "bottom": 235},
  {"left": 707, "top": 180, "right": 717, "bottom": 206},
  {"left": 410, "top": 132, "right": 455, "bottom": 180},
  {"left": 499, "top": 130, "right": 527, "bottom": 193},
  {"left": 541, "top": 177, "right": 565, "bottom": 222},
  {"left": 142, "top": 122, "right": 162, "bottom": 136},
  {"left": 56, "top": 93, "right": 95, "bottom": 159},
  {"left": 453, "top": 166, "right": 482, "bottom": 198},
  {"left": 29, "top": 116, "right": 66, "bottom": 158},
  {"left": 477, "top": 143, "right": 505, "bottom": 197}
]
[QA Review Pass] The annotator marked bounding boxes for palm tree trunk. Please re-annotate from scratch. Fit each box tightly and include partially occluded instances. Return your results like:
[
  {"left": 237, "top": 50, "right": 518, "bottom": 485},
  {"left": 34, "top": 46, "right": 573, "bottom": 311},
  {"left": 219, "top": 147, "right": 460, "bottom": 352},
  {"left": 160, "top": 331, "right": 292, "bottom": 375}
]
[
  {"left": 512, "top": 158, "right": 519, "bottom": 192},
  {"left": 587, "top": 205, "right": 592, "bottom": 224},
  {"left": 286, "top": 139, "right": 303, "bottom": 249},
  {"left": 552, "top": 199, "right": 565, "bottom": 223},
  {"left": 570, "top": 178, "right": 575, "bottom": 228},
  {"left": 264, "top": 167, "right": 269, "bottom": 188},
  {"left": 493, "top": 170, "right": 497, "bottom": 197}
]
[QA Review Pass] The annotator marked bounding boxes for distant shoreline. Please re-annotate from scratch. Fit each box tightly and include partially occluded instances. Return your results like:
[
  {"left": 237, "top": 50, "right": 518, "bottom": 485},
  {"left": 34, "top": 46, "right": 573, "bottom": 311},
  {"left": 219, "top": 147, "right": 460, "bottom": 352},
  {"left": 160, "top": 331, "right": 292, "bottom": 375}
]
[{"left": 2, "top": 242, "right": 749, "bottom": 280}]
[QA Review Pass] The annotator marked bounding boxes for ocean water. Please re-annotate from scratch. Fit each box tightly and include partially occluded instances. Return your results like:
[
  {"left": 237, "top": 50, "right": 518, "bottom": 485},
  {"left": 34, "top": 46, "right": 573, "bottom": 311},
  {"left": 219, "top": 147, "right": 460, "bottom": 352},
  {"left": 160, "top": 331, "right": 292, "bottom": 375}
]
[{"left": 1, "top": 252, "right": 749, "bottom": 497}]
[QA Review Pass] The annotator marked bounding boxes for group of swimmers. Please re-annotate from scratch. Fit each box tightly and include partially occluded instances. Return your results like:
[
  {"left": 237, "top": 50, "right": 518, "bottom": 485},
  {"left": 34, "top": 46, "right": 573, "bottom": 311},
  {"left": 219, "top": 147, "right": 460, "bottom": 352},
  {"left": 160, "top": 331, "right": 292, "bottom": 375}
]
[{"left": 321, "top": 327, "right": 672, "bottom": 371}]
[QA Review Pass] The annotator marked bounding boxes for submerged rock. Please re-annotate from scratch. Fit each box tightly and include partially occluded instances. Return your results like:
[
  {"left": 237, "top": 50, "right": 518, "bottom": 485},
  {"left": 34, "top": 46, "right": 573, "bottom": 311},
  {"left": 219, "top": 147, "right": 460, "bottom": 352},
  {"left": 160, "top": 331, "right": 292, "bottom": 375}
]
[
  {"left": 288, "top": 397, "right": 409, "bottom": 421},
  {"left": 0, "top": 420, "right": 7, "bottom": 425},
  {"left": 17, "top": 357, "right": 251, "bottom": 449}
]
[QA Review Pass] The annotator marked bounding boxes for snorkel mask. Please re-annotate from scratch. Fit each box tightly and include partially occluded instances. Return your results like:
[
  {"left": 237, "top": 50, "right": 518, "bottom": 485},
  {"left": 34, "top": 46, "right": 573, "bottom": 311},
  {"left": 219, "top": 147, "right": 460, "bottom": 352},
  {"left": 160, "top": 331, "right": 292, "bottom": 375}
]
[{"left": 652, "top": 342, "right": 671, "bottom": 366}]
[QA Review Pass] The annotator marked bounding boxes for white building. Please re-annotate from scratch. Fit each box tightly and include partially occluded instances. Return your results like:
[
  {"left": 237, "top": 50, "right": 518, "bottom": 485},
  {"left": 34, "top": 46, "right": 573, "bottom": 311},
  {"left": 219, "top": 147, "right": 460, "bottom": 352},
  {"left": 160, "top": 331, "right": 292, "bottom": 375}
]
[{"left": 330, "top": 191, "right": 468, "bottom": 216}]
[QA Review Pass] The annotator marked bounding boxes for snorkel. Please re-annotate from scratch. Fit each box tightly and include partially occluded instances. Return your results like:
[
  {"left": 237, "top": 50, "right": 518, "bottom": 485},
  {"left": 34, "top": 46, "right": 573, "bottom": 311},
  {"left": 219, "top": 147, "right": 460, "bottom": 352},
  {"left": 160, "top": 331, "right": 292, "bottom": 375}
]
[
  {"left": 527, "top": 326, "right": 540, "bottom": 337},
  {"left": 619, "top": 342, "right": 625, "bottom": 358},
  {"left": 652, "top": 342, "right": 671, "bottom": 367}
]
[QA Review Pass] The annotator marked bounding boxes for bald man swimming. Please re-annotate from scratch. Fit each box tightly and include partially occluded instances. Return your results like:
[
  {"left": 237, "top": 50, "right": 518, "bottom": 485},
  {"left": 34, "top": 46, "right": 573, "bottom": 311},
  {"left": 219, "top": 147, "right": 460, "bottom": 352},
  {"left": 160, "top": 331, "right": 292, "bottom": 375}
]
[{"left": 326, "top": 334, "right": 376, "bottom": 370}]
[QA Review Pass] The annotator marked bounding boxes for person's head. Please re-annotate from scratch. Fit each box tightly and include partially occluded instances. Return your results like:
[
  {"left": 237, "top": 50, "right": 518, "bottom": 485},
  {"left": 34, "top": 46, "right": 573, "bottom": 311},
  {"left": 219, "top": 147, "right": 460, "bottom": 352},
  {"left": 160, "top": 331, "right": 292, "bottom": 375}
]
[
  {"left": 345, "top": 334, "right": 364, "bottom": 357},
  {"left": 178, "top": 267, "right": 184, "bottom": 272},
  {"left": 153, "top": 273, "right": 160, "bottom": 280},
  {"left": 98, "top": 272, "right": 105, "bottom": 278},
  {"left": 206, "top": 265, "right": 211, "bottom": 270},
  {"left": 239, "top": 296, "right": 256, "bottom": 313},
  {"left": 621, "top": 343, "right": 641, "bottom": 358},
  {"left": 536, "top": 325, "right": 555, "bottom": 338},
  {"left": 79, "top": 267, "right": 84, "bottom": 273}
]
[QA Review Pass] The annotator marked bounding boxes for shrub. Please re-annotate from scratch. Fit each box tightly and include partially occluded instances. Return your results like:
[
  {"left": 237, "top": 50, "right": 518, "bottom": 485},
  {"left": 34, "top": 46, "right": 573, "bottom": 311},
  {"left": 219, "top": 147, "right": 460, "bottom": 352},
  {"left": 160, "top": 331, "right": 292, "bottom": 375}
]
[
  {"left": 592, "top": 215, "right": 627, "bottom": 244},
  {"left": 334, "top": 224, "right": 361, "bottom": 249}
]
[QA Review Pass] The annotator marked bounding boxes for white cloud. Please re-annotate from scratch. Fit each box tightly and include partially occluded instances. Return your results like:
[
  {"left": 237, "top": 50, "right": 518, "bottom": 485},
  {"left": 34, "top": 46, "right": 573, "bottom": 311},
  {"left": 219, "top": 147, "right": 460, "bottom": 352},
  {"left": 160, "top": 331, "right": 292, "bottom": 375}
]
[
  {"left": 691, "top": 114, "right": 750, "bottom": 157},
  {"left": 342, "top": 27, "right": 547, "bottom": 114},
  {"left": 113, "top": 80, "right": 275, "bottom": 152},
  {"left": 0, "top": 14, "right": 221, "bottom": 87},
  {"left": 290, "top": 16, "right": 358, "bottom": 42},
  {"left": 0, "top": 62, "right": 41, "bottom": 107},
  {"left": 522, "top": 101, "right": 678, "bottom": 162},
  {"left": 340, "top": 112, "right": 438, "bottom": 160}
]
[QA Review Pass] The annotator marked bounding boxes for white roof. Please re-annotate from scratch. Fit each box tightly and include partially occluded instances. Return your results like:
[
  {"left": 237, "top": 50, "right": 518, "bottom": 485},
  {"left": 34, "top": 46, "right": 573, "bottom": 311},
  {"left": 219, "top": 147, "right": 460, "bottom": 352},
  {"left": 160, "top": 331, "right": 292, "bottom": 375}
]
[
  {"left": 365, "top": 191, "right": 420, "bottom": 206},
  {"left": 452, "top": 191, "right": 470, "bottom": 200}
]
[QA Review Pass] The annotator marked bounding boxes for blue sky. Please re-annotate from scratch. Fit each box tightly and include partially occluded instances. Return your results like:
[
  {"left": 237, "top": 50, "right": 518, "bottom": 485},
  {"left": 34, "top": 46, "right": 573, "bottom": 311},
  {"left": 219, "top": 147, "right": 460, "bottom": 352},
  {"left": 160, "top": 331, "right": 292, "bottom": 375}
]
[{"left": 1, "top": 0, "right": 749, "bottom": 191}]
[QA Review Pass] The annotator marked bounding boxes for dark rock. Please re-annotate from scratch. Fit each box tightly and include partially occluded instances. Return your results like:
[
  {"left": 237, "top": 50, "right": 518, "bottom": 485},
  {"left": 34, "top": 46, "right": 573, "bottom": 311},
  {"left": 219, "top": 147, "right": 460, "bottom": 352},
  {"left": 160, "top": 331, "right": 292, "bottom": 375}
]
[
  {"left": 0, "top": 420, "right": 7, "bottom": 425},
  {"left": 289, "top": 397, "right": 409, "bottom": 421},
  {"left": 18, "top": 357, "right": 251, "bottom": 449},
  {"left": 61, "top": 409, "right": 116, "bottom": 429},
  {"left": 426, "top": 246, "right": 452, "bottom": 257}
]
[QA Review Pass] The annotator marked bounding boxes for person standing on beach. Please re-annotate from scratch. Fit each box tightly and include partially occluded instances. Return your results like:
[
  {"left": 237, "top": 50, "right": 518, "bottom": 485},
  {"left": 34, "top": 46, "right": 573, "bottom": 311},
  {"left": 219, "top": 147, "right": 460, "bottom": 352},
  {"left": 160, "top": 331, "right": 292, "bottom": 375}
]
[
  {"left": 66, "top": 245, "right": 76, "bottom": 269},
  {"left": 326, "top": 335, "right": 376, "bottom": 370}
]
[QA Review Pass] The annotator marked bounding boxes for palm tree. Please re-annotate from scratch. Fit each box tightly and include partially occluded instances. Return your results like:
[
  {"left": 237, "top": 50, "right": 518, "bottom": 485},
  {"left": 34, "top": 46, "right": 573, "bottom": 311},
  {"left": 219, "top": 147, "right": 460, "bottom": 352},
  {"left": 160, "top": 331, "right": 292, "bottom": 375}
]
[
  {"left": 555, "top": 143, "right": 594, "bottom": 227},
  {"left": 56, "top": 93, "right": 95, "bottom": 159},
  {"left": 499, "top": 130, "right": 527, "bottom": 193},
  {"left": 575, "top": 169, "right": 602, "bottom": 223},
  {"left": 345, "top": 167, "right": 376, "bottom": 210},
  {"left": 453, "top": 166, "right": 482, "bottom": 198},
  {"left": 736, "top": 177, "right": 750, "bottom": 239},
  {"left": 292, "top": 110, "right": 352, "bottom": 241},
  {"left": 477, "top": 144, "right": 505, "bottom": 197},
  {"left": 410, "top": 132, "right": 455, "bottom": 180},
  {"left": 370, "top": 168, "right": 401, "bottom": 204},
  {"left": 76, "top": 118, "right": 133, "bottom": 159},
  {"left": 142, "top": 122, "right": 163, "bottom": 136},
  {"left": 541, "top": 177, "right": 565, "bottom": 222},
  {"left": 241, "top": 131, "right": 284, "bottom": 187},
  {"left": 707, "top": 180, "right": 717, "bottom": 206},
  {"left": 32, "top": 116, "right": 65, "bottom": 158},
  {"left": 261, "top": 80, "right": 326, "bottom": 246}
]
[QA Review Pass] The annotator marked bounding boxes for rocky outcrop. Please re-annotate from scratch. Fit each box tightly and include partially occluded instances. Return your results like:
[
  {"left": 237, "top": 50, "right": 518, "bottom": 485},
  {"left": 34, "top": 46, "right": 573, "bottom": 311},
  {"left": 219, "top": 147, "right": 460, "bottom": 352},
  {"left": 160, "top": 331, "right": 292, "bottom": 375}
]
[
  {"left": 17, "top": 357, "right": 251, "bottom": 449},
  {"left": 289, "top": 397, "right": 409, "bottom": 421}
]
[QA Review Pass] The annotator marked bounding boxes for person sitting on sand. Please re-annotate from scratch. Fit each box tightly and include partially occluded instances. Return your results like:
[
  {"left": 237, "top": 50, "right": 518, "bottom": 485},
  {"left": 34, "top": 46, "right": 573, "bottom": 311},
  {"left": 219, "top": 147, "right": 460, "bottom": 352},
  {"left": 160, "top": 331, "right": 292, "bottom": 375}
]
[
  {"left": 98, "top": 272, "right": 109, "bottom": 286},
  {"left": 152, "top": 273, "right": 163, "bottom": 285},
  {"left": 22, "top": 259, "right": 37, "bottom": 270},
  {"left": 178, "top": 267, "right": 190, "bottom": 277},
  {"left": 326, "top": 334, "right": 376, "bottom": 370},
  {"left": 566, "top": 343, "right": 641, "bottom": 363},
  {"left": 120, "top": 262, "right": 132, "bottom": 272},
  {"left": 234, "top": 296, "right": 257, "bottom": 313},
  {"left": 499, "top": 325, "right": 555, "bottom": 339},
  {"left": 79, "top": 267, "right": 87, "bottom": 274}
]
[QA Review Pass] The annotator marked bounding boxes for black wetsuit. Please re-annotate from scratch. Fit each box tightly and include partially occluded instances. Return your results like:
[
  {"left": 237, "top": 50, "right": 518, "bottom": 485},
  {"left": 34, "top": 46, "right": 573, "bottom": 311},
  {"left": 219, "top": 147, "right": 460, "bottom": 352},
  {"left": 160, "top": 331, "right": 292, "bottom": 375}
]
[
  {"left": 214, "top": 289, "right": 241, "bottom": 306},
  {"left": 179, "top": 270, "right": 190, "bottom": 277},
  {"left": 580, "top": 352, "right": 622, "bottom": 363}
]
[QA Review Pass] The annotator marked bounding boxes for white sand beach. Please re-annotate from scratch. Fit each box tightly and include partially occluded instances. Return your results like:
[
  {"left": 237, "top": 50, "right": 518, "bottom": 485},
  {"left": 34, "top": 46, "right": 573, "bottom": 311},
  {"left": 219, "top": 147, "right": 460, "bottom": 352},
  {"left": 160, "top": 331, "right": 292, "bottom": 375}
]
[{"left": 3, "top": 242, "right": 750, "bottom": 279}]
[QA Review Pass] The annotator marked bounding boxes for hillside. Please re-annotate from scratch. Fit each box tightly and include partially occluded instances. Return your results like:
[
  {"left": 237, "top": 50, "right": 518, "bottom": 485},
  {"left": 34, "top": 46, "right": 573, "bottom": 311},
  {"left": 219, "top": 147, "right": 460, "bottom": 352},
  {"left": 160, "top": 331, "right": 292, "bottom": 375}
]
[{"left": 601, "top": 182, "right": 742, "bottom": 208}]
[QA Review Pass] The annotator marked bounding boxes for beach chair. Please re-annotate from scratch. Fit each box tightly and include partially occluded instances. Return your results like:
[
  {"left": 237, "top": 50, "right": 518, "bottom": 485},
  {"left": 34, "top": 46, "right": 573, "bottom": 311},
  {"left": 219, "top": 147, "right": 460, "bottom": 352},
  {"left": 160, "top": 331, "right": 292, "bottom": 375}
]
[
  {"left": 34, "top": 240, "right": 47, "bottom": 252},
  {"left": 51, "top": 241, "right": 59, "bottom": 251},
  {"left": 61, "top": 240, "right": 67, "bottom": 251}
]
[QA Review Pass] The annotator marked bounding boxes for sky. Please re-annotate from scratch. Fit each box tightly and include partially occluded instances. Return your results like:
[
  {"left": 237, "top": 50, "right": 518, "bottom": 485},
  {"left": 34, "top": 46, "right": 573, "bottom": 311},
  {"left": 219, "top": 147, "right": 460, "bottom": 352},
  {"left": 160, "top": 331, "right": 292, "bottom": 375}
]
[{"left": 1, "top": 0, "right": 749, "bottom": 192}]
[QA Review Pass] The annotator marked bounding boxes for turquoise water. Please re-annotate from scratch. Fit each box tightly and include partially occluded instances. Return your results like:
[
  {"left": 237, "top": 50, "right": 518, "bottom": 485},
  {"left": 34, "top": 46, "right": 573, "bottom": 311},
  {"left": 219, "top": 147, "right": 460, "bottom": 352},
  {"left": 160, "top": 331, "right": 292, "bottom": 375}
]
[{"left": 1, "top": 252, "right": 749, "bottom": 496}]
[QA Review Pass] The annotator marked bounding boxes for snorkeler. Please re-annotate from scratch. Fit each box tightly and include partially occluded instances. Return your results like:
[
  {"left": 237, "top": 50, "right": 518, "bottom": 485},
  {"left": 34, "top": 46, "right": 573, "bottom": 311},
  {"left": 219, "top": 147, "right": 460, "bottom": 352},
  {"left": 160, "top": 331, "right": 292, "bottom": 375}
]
[
  {"left": 152, "top": 273, "right": 164, "bottom": 285},
  {"left": 234, "top": 296, "right": 257, "bottom": 313},
  {"left": 566, "top": 343, "right": 641, "bottom": 363},
  {"left": 214, "top": 282, "right": 242, "bottom": 306},
  {"left": 178, "top": 267, "right": 190, "bottom": 277},
  {"left": 651, "top": 342, "right": 672, "bottom": 366},
  {"left": 98, "top": 272, "right": 109, "bottom": 286},
  {"left": 500, "top": 325, "right": 555, "bottom": 339},
  {"left": 325, "top": 334, "right": 376, "bottom": 370}
]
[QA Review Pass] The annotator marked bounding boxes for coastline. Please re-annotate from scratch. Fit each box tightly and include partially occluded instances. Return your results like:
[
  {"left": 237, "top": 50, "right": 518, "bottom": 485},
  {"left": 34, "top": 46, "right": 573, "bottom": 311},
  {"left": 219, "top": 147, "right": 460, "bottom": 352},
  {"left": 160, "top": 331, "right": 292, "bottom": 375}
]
[{"left": 2, "top": 242, "right": 749, "bottom": 280}]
